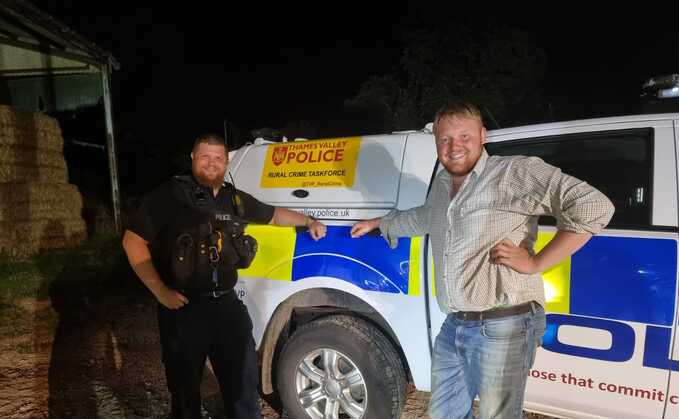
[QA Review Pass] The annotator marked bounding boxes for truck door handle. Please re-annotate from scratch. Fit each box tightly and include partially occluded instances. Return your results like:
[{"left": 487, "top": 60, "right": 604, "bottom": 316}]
[{"left": 292, "top": 189, "right": 309, "bottom": 198}]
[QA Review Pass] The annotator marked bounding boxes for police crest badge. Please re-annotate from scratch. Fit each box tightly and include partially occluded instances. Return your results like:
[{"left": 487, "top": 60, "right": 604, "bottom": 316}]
[{"left": 272, "top": 146, "right": 287, "bottom": 166}]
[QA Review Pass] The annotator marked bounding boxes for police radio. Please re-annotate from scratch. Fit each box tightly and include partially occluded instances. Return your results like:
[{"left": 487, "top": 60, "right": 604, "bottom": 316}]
[{"left": 226, "top": 171, "right": 258, "bottom": 269}]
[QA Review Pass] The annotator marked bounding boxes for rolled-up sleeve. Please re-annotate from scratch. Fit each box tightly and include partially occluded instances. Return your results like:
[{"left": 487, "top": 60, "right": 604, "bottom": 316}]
[
  {"left": 510, "top": 157, "right": 614, "bottom": 234},
  {"left": 555, "top": 180, "right": 614, "bottom": 234}
]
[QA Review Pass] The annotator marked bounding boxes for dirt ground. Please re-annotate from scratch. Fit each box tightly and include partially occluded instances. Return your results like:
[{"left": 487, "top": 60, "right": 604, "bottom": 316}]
[{"left": 0, "top": 276, "right": 551, "bottom": 419}]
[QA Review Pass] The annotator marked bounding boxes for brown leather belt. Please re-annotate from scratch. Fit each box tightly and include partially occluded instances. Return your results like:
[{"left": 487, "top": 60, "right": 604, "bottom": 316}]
[{"left": 454, "top": 301, "right": 536, "bottom": 321}]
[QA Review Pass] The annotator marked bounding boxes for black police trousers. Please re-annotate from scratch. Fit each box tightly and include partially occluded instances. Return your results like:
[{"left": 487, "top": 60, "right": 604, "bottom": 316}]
[{"left": 157, "top": 290, "right": 261, "bottom": 419}]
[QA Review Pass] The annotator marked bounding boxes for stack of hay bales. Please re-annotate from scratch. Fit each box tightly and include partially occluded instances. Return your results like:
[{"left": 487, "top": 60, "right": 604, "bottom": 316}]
[{"left": 0, "top": 105, "right": 87, "bottom": 257}]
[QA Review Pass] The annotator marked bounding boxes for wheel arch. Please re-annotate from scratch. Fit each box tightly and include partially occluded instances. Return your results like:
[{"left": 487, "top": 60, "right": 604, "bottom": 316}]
[{"left": 259, "top": 287, "right": 411, "bottom": 395}]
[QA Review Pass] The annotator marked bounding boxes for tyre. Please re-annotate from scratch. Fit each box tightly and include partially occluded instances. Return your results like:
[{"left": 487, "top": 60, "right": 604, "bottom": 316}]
[{"left": 276, "top": 315, "right": 406, "bottom": 419}]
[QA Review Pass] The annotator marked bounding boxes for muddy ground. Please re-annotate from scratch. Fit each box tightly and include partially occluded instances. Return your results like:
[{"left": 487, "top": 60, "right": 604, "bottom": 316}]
[{"left": 0, "top": 272, "right": 550, "bottom": 419}]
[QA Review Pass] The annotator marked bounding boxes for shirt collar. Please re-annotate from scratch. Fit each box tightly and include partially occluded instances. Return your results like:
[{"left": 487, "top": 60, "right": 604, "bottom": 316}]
[{"left": 472, "top": 148, "right": 489, "bottom": 177}]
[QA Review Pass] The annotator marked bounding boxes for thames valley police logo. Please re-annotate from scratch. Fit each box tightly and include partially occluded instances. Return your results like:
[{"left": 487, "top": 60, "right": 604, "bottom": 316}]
[{"left": 272, "top": 146, "right": 288, "bottom": 166}]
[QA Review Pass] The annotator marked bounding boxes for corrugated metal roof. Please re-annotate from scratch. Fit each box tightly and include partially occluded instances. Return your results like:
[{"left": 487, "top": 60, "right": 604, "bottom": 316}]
[{"left": 0, "top": 0, "right": 119, "bottom": 73}]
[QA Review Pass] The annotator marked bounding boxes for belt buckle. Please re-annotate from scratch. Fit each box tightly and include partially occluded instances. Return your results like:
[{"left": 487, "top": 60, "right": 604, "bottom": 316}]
[{"left": 210, "top": 291, "right": 220, "bottom": 298}]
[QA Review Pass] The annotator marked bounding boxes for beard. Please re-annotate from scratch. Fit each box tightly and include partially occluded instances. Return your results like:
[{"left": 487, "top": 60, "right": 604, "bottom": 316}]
[
  {"left": 441, "top": 159, "right": 475, "bottom": 178},
  {"left": 193, "top": 169, "right": 225, "bottom": 190}
]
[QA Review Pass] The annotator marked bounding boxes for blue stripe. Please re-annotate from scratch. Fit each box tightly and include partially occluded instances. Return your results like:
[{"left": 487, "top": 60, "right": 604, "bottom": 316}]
[
  {"left": 292, "top": 226, "right": 410, "bottom": 294},
  {"left": 570, "top": 236, "right": 677, "bottom": 326},
  {"left": 543, "top": 314, "right": 635, "bottom": 362}
]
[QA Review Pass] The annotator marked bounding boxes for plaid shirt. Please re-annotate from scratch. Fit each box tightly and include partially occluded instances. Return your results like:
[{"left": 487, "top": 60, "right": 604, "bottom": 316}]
[{"left": 380, "top": 149, "right": 614, "bottom": 313}]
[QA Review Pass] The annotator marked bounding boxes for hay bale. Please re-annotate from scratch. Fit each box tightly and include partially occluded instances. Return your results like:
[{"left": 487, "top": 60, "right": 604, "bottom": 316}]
[
  {"left": 0, "top": 105, "right": 63, "bottom": 151},
  {"left": 0, "top": 218, "right": 87, "bottom": 257},
  {"left": 0, "top": 106, "right": 87, "bottom": 255},
  {"left": 0, "top": 145, "right": 67, "bottom": 168},
  {"left": 0, "top": 183, "right": 82, "bottom": 203},
  {"left": 0, "top": 130, "right": 63, "bottom": 152},
  {"left": 0, "top": 183, "right": 83, "bottom": 222},
  {"left": 0, "top": 163, "right": 68, "bottom": 183}
]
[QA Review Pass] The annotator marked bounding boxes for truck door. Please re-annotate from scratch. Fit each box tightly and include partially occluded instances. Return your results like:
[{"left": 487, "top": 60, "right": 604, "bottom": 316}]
[
  {"left": 663, "top": 118, "right": 679, "bottom": 419},
  {"left": 394, "top": 131, "right": 440, "bottom": 391},
  {"left": 486, "top": 120, "right": 677, "bottom": 419}
]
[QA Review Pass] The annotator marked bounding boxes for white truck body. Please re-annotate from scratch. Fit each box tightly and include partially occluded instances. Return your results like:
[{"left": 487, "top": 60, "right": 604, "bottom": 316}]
[{"left": 229, "top": 113, "right": 679, "bottom": 419}]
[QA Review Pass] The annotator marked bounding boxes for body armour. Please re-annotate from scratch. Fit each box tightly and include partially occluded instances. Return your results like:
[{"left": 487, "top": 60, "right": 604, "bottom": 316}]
[{"left": 168, "top": 176, "right": 257, "bottom": 292}]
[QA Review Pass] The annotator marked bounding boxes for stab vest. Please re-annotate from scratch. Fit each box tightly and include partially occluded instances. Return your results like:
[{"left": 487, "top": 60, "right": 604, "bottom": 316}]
[{"left": 167, "top": 176, "right": 257, "bottom": 292}]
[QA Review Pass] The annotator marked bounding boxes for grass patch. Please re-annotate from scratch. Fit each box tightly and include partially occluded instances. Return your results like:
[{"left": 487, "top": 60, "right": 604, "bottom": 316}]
[
  {"left": 0, "top": 301, "right": 14, "bottom": 314},
  {"left": 0, "top": 303, "right": 30, "bottom": 339},
  {"left": 0, "top": 234, "right": 129, "bottom": 301}
]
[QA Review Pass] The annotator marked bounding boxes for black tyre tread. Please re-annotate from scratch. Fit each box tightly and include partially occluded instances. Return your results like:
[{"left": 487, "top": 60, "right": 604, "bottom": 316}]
[
  {"left": 278, "top": 314, "right": 406, "bottom": 419},
  {"left": 321, "top": 315, "right": 407, "bottom": 418}
]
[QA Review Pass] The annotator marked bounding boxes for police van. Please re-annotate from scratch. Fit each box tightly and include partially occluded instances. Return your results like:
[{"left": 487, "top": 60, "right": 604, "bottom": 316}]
[{"left": 227, "top": 108, "right": 679, "bottom": 419}]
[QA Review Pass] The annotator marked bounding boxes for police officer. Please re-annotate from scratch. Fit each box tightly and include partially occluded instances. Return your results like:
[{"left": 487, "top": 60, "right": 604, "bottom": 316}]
[{"left": 122, "top": 134, "right": 326, "bottom": 419}]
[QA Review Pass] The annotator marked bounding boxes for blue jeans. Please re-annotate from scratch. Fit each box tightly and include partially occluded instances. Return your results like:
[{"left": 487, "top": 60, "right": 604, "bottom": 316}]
[{"left": 428, "top": 304, "right": 546, "bottom": 419}]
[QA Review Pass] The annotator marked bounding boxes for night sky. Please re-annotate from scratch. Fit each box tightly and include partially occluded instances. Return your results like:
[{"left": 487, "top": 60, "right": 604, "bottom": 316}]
[
  {"left": 33, "top": 2, "right": 404, "bottom": 138},
  {"left": 28, "top": 1, "right": 679, "bottom": 194},
  {"left": 33, "top": 2, "right": 679, "bottom": 134}
]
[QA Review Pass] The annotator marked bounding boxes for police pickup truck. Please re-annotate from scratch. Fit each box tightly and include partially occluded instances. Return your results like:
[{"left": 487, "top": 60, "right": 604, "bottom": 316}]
[{"left": 228, "top": 104, "right": 679, "bottom": 418}]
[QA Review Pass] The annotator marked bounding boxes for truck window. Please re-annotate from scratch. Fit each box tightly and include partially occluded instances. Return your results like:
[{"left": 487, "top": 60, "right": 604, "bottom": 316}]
[{"left": 486, "top": 128, "right": 653, "bottom": 229}]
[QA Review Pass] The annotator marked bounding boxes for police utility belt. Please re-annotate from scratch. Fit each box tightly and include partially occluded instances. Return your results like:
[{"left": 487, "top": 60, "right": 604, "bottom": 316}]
[{"left": 169, "top": 176, "right": 258, "bottom": 292}]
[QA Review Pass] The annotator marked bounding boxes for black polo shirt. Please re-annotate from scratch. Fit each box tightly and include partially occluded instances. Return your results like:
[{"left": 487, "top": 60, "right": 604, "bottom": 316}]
[{"left": 127, "top": 176, "right": 274, "bottom": 293}]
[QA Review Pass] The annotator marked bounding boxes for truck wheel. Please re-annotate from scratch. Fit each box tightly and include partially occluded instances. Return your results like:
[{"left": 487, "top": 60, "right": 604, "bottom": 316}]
[{"left": 276, "top": 315, "right": 406, "bottom": 419}]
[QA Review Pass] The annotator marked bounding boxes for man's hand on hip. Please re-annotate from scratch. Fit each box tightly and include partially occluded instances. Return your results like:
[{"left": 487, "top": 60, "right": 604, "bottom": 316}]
[{"left": 489, "top": 239, "right": 538, "bottom": 274}]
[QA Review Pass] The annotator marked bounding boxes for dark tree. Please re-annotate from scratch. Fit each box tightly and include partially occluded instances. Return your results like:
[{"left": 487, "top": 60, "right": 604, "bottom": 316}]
[{"left": 347, "top": 5, "right": 547, "bottom": 131}]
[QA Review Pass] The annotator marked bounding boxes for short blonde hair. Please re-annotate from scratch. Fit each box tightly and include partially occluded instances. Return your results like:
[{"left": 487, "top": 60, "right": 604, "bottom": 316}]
[{"left": 433, "top": 102, "right": 483, "bottom": 133}]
